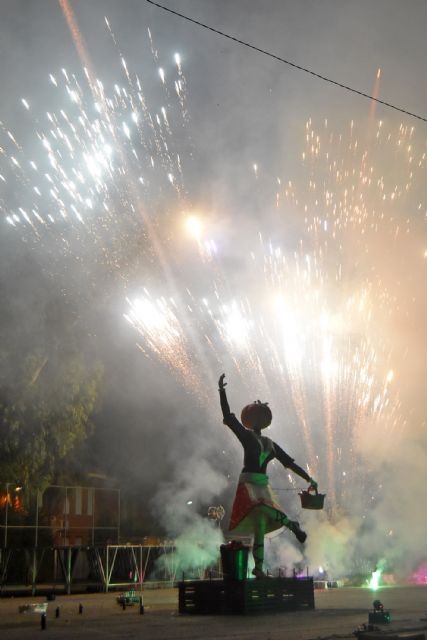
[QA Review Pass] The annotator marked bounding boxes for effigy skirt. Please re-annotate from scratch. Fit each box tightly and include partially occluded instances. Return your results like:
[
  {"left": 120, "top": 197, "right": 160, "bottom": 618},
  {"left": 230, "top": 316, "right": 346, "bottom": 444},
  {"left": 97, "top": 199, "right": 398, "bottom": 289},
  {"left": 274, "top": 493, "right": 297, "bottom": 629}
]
[{"left": 228, "top": 472, "right": 287, "bottom": 535}]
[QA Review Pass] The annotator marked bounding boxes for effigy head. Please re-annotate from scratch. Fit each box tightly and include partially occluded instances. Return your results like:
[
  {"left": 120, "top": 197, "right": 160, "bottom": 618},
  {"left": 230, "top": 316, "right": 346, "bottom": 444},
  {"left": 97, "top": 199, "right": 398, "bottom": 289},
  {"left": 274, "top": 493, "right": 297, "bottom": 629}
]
[{"left": 241, "top": 400, "right": 272, "bottom": 430}]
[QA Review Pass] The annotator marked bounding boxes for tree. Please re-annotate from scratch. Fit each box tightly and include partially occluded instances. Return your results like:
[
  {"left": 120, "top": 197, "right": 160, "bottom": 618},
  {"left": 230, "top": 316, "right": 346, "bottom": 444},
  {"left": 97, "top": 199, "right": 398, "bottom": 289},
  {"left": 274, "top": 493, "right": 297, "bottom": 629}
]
[{"left": 0, "top": 297, "right": 103, "bottom": 491}]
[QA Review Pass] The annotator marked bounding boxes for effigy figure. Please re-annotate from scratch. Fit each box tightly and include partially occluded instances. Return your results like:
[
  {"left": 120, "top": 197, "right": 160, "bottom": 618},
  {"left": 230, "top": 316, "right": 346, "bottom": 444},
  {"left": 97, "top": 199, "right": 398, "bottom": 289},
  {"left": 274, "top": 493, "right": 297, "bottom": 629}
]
[{"left": 218, "top": 373, "right": 317, "bottom": 578}]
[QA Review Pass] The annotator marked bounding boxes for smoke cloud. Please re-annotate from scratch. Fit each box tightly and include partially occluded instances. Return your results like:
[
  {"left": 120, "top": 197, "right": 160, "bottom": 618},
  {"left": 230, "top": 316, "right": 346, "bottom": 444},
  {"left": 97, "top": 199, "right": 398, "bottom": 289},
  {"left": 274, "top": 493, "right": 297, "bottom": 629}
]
[{"left": 0, "top": 1, "right": 426, "bottom": 587}]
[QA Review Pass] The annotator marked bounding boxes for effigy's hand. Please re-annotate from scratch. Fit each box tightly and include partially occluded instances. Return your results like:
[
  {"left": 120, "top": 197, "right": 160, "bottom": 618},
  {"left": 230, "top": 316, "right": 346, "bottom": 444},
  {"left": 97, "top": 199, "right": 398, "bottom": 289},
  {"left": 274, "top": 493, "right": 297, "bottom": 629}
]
[
  {"left": 308, "top": 478, "right": 318, "bottom": 491},
  {"left": 218, "top": 373, "right": 227, "bottom": 390}
]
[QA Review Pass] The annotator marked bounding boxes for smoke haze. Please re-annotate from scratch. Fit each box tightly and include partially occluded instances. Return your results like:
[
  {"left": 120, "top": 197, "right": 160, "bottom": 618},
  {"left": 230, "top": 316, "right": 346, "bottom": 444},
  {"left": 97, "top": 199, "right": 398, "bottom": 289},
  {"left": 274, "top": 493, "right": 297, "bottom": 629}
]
[{"left": 0, "top": 0, "right": 426, "bottom": 581}]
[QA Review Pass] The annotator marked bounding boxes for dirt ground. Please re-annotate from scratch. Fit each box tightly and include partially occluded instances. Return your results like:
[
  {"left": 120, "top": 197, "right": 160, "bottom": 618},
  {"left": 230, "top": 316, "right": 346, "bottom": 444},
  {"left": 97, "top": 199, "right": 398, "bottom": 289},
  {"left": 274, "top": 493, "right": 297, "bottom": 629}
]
[{"left": 1, "top": 585, "right": 427, "bottom": 639}]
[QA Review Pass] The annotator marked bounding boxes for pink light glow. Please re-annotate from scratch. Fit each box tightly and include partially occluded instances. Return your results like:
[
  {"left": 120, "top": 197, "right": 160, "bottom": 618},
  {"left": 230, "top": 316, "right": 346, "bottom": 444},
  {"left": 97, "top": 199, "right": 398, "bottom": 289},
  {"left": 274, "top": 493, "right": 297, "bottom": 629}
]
[{"left": 411, "top": 562, "right": 427, "bottom": 585}]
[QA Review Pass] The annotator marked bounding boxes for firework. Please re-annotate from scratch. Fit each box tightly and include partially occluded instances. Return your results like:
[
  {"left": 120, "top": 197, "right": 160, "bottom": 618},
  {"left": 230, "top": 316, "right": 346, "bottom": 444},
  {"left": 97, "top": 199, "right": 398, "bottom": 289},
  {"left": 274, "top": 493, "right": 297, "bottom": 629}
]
[
  {"left": 0, "top": 23, "right": 190, "bottom": 293},
  {"left": 1, "top": 18, "right": 421, "bottom": 525},
  {"left": 123, "top": 117, "right": 426, "bottom": 516}
]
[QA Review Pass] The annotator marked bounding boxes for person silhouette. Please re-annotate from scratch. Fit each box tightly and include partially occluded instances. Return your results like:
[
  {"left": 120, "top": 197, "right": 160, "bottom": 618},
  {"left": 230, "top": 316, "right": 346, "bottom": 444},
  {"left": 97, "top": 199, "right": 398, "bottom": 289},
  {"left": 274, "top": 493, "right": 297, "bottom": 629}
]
[{"left": 218, "top": 373, "right": 317, "bottom": 578}]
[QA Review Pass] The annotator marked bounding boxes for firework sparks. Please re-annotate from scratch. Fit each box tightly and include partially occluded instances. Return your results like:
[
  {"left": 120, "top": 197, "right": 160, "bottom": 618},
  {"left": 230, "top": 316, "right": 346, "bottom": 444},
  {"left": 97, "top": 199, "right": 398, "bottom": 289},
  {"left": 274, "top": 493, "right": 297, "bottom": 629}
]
[
  {"left": 125, "top": 234, "right": 401, "bottom": 514},
  {"left": 122, "top": 116, "right": 423, "bottom": 516},
  {"left": 0, "top": 23, "right": 189, "bottom": 290},
  {"left": 1, "top": 17, "right": 419, "bottom": 525}
]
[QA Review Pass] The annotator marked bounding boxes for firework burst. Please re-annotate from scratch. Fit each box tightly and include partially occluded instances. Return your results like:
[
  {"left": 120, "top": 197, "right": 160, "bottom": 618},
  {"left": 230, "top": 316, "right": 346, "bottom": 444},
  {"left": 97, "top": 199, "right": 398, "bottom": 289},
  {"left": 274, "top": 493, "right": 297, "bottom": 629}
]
[
  {"left": 1, "top": 19, "right": 422, "bottom": 520},
  {"left": 0, "top": 24, "right": 190, "bottom": 294}
]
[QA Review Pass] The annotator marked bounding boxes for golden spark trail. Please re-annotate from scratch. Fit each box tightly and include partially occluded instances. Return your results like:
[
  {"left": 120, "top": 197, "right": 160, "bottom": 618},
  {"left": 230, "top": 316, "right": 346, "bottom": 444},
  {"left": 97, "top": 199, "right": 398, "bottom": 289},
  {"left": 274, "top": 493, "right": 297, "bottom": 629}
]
[
  {"left": 288, "top": 376, "right": 318, "bottom": 478},
  {"left": 368, "top": 68, "right": 382, "bottom": 126},
  {"left": 322, "top": 376, "right": 337, "bottom": 508},
  {"left": 58, "top": 0, "right": 97, "bottom": 92}
]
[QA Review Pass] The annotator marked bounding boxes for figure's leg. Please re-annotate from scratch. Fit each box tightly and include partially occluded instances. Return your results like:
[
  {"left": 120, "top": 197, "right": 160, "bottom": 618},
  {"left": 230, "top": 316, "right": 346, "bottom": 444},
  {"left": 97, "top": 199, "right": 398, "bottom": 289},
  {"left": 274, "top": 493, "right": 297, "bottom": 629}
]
[
  {"left": 258, "top": 504, "right": 307, "bottom": 543},
  {"left": 252, "top": 512, "right": 267, "bottom": 578}
]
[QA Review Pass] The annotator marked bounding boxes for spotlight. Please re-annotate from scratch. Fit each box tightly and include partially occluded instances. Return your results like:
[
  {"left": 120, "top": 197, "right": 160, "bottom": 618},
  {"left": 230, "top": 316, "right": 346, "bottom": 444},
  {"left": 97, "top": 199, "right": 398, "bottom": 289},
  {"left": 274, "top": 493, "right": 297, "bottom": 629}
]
[{"left": 368, "top": 599, "right": 391, "bottom": 624}]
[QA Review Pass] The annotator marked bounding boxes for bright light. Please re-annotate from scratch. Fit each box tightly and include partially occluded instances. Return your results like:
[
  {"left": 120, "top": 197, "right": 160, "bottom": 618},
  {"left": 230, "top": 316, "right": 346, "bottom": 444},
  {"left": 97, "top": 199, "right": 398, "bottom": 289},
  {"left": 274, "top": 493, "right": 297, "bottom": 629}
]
[
  {"left": 222, "top": 303, "right": 250, "bottom": 347},
  {"left": 125, "top": 296, "right": 181, "bottom": 347},
  {"left": 185, "top": 215, "right": 203, "bottom": 241},
  {"left": 276, "top": 299, "right": 304, "bottom": 367},
  {"left": 132, "top": 298, "right": 169, "bottom": 332},
  {"left": 368, "top": 569, "right": 382, "bottom": 590}
]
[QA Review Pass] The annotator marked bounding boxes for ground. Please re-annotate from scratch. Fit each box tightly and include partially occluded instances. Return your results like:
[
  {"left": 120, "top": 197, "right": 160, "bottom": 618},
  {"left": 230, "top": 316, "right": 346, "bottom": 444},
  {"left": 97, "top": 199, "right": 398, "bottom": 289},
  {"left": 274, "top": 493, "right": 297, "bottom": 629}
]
[{"left": 0, "top": 585, "right": 426, "bottom": 639}]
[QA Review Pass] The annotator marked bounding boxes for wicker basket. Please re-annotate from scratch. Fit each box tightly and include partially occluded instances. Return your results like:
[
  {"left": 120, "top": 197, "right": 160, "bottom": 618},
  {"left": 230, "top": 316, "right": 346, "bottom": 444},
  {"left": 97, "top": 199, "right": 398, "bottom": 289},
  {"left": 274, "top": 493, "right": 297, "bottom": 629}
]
[{"left": 299, "top": 488, "right": 325, "bottom": 510}]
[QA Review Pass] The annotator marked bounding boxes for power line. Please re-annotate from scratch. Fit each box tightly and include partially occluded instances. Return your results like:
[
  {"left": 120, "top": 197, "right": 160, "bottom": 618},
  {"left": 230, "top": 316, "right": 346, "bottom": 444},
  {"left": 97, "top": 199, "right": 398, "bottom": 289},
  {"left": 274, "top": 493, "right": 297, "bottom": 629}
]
[{"left": 145, "top": 0, "right": 427, "bottom": 124}]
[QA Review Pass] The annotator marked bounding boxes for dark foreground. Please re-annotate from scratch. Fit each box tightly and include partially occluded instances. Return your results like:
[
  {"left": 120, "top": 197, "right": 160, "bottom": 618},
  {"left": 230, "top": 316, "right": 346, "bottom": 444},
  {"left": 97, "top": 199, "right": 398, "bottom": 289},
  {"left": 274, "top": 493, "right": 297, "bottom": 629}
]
[{"left": 1, "top": 585, "right": 427, "bottom": 639}]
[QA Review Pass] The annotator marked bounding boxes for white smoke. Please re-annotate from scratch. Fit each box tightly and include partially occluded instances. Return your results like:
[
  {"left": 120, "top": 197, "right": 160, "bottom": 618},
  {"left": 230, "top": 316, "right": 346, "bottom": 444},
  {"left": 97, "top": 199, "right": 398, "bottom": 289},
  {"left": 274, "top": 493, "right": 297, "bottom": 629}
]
[{"left": 151, "top": 455, "right": 227, "bottom": 577}]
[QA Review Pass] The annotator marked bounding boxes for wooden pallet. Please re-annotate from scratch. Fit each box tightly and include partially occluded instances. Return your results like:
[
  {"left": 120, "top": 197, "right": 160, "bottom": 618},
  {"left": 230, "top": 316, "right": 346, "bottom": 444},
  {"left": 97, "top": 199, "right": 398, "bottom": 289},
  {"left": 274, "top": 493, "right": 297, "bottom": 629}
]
[{"left": 178, "top": 576, "right": 315, "bottom": 615}]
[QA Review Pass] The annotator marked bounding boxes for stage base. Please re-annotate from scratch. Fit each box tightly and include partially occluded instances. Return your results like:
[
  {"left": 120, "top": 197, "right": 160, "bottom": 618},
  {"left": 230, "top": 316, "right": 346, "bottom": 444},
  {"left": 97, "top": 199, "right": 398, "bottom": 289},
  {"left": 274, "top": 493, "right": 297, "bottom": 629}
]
[{"left": 178, "top": 576, "right": 314, "bottom": 615}]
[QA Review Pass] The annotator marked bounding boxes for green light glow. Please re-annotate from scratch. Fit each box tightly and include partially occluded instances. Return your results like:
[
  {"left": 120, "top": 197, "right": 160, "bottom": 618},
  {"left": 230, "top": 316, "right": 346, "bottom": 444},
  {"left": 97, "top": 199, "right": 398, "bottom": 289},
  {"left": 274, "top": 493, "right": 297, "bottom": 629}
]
[{"left": 368, "top": 569, "right": 382, "bottom": 590}]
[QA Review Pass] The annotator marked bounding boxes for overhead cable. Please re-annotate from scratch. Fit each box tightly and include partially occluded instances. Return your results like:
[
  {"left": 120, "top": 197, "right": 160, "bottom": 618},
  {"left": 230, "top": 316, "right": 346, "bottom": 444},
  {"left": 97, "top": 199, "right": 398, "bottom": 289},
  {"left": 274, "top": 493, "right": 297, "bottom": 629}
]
[{"left": 145, "top": 0, "right": 427, "bottom": 124}]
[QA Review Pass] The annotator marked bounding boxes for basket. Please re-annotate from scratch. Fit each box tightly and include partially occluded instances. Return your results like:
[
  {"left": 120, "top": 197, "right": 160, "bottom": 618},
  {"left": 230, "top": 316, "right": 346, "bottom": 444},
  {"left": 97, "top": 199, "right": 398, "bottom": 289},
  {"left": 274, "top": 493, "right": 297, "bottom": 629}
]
[{"left": 299, "top": 487, "right": 325, "bottom": 510}]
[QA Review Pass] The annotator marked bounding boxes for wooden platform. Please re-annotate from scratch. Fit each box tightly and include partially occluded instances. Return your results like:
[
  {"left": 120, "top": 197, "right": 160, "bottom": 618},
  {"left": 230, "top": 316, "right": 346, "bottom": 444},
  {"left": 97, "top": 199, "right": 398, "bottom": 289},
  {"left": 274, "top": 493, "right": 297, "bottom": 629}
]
[{"left": 178, "top": 576, "right": 315, "bottom": 615}]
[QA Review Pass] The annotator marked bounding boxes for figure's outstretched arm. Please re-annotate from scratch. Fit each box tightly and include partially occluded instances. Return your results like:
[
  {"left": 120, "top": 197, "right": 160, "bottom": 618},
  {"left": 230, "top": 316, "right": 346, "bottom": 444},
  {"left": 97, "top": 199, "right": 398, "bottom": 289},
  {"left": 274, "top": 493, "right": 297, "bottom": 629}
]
[
  {"left": 274, "top": 443, "right": 317, "bottom": 488},
  {"left": 218, "top": 373, "right": 231, "bottom": 419},
  {"left": 288, "top": 460, "right": 312, "bottom": 484},
  {"left": 218, "top": 374, "right": 249, "bottom": 444}
]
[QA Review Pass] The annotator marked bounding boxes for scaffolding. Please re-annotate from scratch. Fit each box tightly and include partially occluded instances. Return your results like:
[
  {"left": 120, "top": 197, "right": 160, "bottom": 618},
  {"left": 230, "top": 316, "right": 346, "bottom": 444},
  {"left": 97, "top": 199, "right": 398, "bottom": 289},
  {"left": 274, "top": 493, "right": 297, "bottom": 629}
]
[
  {"left": 0, "top": 482, "right": 124, "bottom": 594},
  {"left": 0, "top": 543, "right": 180, "bottom": 594},
  {"left": 0, "top": 483, "right": 220, "bottom": 593},
  {"left": 0, "top": 483, "right": 120, "bottom": 549}
]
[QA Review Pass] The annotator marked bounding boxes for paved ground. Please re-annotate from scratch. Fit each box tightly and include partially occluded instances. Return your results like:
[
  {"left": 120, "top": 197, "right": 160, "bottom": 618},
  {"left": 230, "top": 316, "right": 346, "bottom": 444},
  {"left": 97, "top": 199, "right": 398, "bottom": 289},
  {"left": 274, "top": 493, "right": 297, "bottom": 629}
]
[{"left": 1, "top": 585, "right": 427, "bottom": 639}]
